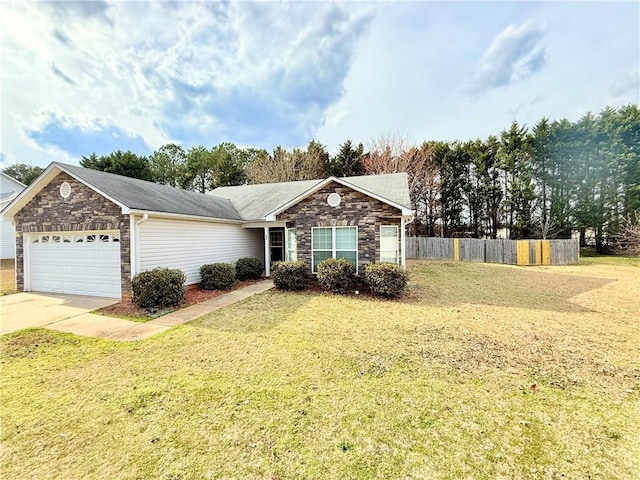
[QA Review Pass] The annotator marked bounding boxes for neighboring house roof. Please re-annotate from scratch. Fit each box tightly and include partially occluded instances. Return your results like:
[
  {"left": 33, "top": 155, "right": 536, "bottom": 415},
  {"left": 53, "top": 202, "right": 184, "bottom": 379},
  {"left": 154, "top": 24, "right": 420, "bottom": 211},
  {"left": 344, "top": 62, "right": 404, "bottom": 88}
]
[
  {"left": 0, "top": 172, "right": 26, "bottom": 195},
  {"left": 3, "top": 162, "right": 242, "bottom": 221},
  {"left": 1, "top": 191, "right": 19, "bottom": 203},
  {"left": 0, "top": 173, "right": 26, "bottom": 214},
  {"left": 210, "top": 173, "right": 413, "bottom": 221}
]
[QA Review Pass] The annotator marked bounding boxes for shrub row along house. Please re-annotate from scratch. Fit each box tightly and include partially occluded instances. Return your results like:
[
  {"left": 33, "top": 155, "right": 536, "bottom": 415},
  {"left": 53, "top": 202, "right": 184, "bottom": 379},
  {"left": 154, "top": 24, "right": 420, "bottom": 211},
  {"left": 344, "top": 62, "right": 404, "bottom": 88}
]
[{"left": 1, "top": 162, "right": 412, "bottom": 299}]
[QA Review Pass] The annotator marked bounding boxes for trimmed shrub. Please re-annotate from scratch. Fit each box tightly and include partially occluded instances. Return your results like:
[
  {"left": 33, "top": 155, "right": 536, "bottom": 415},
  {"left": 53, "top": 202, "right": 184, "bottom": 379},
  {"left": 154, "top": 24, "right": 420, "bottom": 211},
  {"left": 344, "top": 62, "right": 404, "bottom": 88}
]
[
  {"left": 316, "top": 258, "right": 355, "bottom": 294},
  {"left": 131, "top": 267, "right": 186, "bottom": 309},
  {"left": 272, "top": 261, "right": 308, "bottom": 291},
  {"left": 200, "top": 263, "right": 235, "bottom": 290},
  {"left": 364, "top": 262, "right": 409, "bottom": 297},
  {"left": 235, "top": 257, "right": 264, "bottom": 280}
]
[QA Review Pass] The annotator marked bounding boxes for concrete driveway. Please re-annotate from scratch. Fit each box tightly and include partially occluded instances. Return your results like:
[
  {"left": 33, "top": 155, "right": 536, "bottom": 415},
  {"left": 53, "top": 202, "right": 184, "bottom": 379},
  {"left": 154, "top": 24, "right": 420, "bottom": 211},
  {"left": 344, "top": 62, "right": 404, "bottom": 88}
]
[{"left": 0, "top": 292, "right": 118, "bottom": 335}]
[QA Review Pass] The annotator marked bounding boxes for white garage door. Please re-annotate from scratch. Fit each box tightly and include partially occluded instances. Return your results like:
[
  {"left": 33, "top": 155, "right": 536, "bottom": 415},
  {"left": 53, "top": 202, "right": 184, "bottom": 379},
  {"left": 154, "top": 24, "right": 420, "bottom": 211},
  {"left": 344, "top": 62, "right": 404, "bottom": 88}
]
[{"left": 28, "top": 232, "right": 121, "bottom": 298}]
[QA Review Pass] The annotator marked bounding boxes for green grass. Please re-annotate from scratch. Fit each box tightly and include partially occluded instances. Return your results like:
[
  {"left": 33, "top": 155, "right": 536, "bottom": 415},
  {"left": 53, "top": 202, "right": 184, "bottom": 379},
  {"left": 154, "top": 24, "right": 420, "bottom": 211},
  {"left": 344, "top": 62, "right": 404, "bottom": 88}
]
[
  {"left": 579, "top": 249, "right": 640, "bottom": 267},
  {"left": 1, "top": 261, "right": 639, "bottom": 479}
]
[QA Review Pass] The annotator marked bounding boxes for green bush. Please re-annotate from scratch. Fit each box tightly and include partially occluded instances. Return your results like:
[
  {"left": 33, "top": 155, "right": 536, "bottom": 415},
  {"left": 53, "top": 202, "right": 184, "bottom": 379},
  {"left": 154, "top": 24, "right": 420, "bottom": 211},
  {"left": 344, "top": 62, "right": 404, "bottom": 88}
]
[
  {"left": 131, "top": 268, "right": 186, "bottom": 309},
  {"left": 235, "top": 257, "right": 263, "bottom": 280},
  {"left": 316, "top": 258, "right": 355, "bottom": 294},
  {"left": 272, "top": 261, "right": 308, "bottom": 291},
  {"left": 364, "top": 262, "right": 409, "bottom": 297},
  {"left": 200, "top": 263, "right": 235, "bottom": 290}
]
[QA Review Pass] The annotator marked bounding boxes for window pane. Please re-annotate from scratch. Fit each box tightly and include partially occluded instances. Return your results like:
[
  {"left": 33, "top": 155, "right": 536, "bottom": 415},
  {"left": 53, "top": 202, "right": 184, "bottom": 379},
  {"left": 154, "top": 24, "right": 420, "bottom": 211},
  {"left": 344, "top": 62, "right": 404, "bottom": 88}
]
[
  {"left": 87, "top": 235, "right": 96, "bottom": 243},
  {"left": 62, "top": 235, "right": 72, "bottom": 243},
  {"left": 287, "top": 229, "right": 296, "bottom": 261},
  {"left": 52, "top": 235, "right": 61, "bottom": 243},
  {"left": 99, "top": 234, "right": 109, "bottom": 242},
  {"left": 381, "top": 226, "right": 398, "bottom": 237},
  {"left": 380, "top": 226, "right": 398, "bottom": 264},
  {"left": 312, "top": 228, "right": 332, "bottom": 249},
  {"left": 335, "top": 227, "right": 356, "bottom": 249},
  {"left": 312, "top": 250, "right": 332, "bottom": 271},
  {"left": 336, "top": 250, "right": 357, "bottom": 267},
  {"left": 75, "top": 235, "right": 84, "bottom": 243},
  {"left": 380, "top": 236, "right": 397, "bottom": 251},
  {"left": 380, "top": 252, "right": 398, "bottom": 264}
]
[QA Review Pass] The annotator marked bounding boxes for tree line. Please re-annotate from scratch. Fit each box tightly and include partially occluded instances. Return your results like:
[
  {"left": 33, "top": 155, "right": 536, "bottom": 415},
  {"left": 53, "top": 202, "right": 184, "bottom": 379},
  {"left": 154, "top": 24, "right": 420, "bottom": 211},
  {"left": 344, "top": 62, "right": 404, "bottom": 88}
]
[{"left": 3, "top": 104, "right": 638, "bottom": 251}]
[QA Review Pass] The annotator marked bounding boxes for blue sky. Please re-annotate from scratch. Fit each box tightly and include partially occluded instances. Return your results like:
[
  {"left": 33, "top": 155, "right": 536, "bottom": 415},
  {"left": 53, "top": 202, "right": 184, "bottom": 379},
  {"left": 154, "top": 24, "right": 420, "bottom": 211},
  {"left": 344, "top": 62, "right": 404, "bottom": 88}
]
[{"left": 1, "top": 1, "right": 638, "bottom": 169}]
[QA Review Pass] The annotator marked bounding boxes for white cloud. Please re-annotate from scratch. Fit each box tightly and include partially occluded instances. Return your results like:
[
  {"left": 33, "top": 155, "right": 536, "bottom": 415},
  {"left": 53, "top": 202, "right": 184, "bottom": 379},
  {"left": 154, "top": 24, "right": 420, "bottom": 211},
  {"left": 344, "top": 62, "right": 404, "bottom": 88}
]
[
  {"left": 467, "top": 20, "right": 547, "bottom": 94},
  {"left": 1, "top": 1, "right": 376, "bottom": 166},
  {"left": 610, "top": 69, "right": 639, "bottom": 101},
  {"left": 0, "top": 1, "right": 637, "bottom": 170}
]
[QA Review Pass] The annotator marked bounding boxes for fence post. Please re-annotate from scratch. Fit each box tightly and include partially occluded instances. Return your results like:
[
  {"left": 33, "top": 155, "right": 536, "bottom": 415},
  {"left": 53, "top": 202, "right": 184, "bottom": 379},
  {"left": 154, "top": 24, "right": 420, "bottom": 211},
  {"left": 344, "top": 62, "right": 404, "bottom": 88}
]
[
  {"left": 453, "top": 238, "right": 460, "bottom": 261},
  {"left": 517, "top": 240, "right": 529, "bottom": 266},
  {"left": 542, "top": 240, "right": 551, "bottom": 265}
]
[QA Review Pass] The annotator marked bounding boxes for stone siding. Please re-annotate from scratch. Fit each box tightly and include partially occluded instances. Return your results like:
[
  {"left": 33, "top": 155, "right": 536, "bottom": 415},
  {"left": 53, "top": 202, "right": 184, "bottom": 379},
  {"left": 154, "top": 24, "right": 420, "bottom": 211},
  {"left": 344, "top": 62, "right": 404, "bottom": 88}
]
[
  {"left": 13, "top": 172, "right": 131, "bottom": 294},
  {"left": 277, "top": 182, "right": 402, "bottom": 273}
]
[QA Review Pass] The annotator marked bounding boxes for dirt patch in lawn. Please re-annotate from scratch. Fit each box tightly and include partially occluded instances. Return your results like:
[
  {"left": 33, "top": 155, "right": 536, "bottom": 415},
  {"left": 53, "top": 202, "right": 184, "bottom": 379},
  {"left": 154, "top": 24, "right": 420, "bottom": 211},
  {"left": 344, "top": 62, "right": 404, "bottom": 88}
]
[
  {"left": 97, "top": 279, "right": 261, "bottom": 321},
  {"left": 0, "top": 259, "right": 16, "bottom": 294}
]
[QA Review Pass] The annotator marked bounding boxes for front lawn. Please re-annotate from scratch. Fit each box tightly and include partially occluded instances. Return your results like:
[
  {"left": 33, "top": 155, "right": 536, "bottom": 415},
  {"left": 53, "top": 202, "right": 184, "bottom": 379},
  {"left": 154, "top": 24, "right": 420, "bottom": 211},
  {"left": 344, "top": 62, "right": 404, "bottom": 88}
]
[{"left": 1, "top": 260, "right": 638, "bottom": 479}]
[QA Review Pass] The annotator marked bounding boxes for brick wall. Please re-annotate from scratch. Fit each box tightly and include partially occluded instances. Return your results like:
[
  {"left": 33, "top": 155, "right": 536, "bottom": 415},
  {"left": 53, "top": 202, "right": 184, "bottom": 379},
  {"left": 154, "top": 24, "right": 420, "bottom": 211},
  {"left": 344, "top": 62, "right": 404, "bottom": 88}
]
[
  {"left": 276, "top": 182, "right": 402, "bottom": 273},
  {"left": 13, "top": 172, "right": 131, "bottom": 294}
]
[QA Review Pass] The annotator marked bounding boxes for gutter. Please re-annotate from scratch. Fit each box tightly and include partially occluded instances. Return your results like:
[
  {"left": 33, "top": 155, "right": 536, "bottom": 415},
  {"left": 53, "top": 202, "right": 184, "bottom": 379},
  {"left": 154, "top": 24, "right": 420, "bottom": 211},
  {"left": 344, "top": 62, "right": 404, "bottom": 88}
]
[{"left": 127, "top": 209, "right": 244, "bottom": 224}]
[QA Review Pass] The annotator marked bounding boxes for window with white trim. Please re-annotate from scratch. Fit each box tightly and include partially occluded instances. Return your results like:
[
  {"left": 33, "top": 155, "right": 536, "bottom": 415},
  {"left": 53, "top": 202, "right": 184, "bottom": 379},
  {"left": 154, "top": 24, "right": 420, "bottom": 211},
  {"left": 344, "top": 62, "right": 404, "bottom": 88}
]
[
  {"left": 380, "top": 226, "right": 399, "bottom": 264},
  {"left": 312, "top": 226, "right": 358, "bottom": 273},
  {"left": 286, "top": 228, "right": 297, "bottom": 261}
]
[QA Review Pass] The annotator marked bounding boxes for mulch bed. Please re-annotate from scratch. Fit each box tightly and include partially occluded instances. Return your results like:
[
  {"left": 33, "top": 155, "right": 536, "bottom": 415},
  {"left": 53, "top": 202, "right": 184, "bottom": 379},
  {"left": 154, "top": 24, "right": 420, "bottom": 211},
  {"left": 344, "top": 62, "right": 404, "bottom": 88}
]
[{"left": 98, "top": 279, "right": 261, "bottom": 319}]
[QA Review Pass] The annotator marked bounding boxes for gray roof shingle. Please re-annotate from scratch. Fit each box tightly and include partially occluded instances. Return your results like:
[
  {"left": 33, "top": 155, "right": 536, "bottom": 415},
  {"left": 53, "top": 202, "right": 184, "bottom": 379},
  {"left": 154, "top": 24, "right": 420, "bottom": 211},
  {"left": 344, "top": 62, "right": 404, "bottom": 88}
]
[
  {"left": 210, "top": 173, "right": 411, "bottom": 220},
  {"left": 56, "top": 163, "right": 242, "bottom": 221}
]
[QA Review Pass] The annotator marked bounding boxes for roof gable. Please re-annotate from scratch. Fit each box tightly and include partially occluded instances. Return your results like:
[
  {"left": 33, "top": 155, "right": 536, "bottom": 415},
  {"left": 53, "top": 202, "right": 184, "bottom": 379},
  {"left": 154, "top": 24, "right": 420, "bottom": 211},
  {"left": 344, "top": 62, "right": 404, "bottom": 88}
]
[
  {"left": 3, "top": 162, "right": 242, "bottom": 221},
  {"left": 210, "top": 173, "right": 413, "bottom": 221}
]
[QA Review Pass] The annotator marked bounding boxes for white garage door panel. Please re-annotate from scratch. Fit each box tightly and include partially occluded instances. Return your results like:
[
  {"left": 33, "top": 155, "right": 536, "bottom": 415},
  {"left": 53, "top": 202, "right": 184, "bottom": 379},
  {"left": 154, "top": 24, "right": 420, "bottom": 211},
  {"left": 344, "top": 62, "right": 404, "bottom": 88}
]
[{"left": 28, "top": 232, "right": 121, "bottom": 298}]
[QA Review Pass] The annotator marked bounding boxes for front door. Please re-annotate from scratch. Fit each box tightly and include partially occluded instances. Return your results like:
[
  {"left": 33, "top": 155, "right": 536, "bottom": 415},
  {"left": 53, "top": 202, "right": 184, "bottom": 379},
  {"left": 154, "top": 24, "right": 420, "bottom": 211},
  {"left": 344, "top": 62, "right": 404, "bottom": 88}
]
[{"left": 269, "top": 230, "right": 284, "bottom": 263}]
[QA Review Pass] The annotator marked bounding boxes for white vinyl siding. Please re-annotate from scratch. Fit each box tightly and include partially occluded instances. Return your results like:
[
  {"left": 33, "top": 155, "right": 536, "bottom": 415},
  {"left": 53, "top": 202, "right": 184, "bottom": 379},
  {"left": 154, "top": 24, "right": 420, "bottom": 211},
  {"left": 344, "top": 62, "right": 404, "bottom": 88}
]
[
  {"left": 311, "top": 226, "right": 358, "bottom": 273},
  {"left": 1, "top": 212, "right": 15, "bottom": 259},
  {"left": 138, "top": 218, "right": 263, "bottom": 285},
  {"left": 27, "top": 231, "right": 121, "bottom": 298},
  {"left": 380, "top": 226, "right": 399, "bottom": 264}
]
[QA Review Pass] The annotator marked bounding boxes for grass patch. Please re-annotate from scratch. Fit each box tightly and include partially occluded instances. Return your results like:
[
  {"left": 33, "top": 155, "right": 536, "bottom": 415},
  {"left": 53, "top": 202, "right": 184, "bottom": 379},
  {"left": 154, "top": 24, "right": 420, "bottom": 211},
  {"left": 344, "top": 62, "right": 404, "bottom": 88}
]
[
  {"left": 0, "top": 258, "right": 17, "bottom": 295},
  {"left": 579, "top": 249, "right": 640, "bottom": 267},
  {"left": 2, "top": 261, "right": 639, "bottom": 479}
]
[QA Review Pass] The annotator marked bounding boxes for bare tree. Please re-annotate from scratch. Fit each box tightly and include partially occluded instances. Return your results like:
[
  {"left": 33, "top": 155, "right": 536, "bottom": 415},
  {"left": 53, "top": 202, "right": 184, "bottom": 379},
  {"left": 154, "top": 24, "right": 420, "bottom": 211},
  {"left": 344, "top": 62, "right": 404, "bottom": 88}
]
[
  {"left": 246, "top": 147, "right": 295, "bottom": 184},
  {"left": 246, "top": 141, "right": 330, "bottom": 184},
  {"left": 363, "top": 133, "right": 412, "bottom": 174},
  {"left": 364, "top": 135, "right": 441, "bottom": 236},
  {"left": 610, "top": 210, "right": 640, "bottom": 256}
]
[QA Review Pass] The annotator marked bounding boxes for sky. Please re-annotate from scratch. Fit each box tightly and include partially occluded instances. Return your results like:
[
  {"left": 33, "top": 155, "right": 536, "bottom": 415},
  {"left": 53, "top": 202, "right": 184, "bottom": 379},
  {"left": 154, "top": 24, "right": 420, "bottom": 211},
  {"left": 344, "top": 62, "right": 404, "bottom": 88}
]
[{"left": 1, "top": 0, "right": 638, "bottom": 169}]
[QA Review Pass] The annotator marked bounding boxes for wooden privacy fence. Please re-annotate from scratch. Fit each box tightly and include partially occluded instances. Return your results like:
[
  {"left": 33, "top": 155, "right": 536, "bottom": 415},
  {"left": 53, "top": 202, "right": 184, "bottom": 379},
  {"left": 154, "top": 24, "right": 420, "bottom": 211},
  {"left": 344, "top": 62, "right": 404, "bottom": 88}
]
[{"left": 406, "top": 237, "right": 580, "bottom": 265}]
